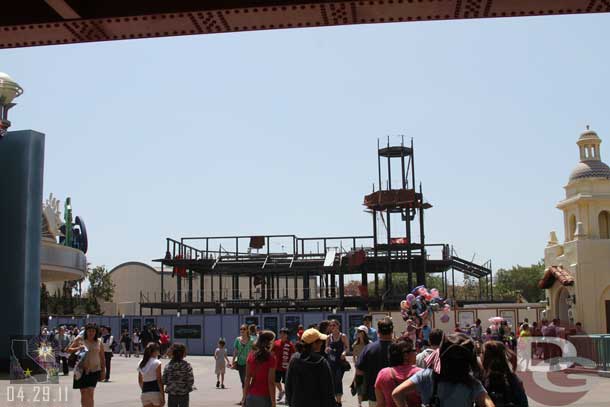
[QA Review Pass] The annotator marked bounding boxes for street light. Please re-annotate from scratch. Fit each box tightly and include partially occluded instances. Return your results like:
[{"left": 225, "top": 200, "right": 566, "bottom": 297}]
[{"left": 0, "top": 72, "right": 23, "bottom": 137}]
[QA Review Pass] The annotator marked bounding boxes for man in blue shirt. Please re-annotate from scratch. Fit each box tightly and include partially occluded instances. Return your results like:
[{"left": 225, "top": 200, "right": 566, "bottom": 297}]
[{"left": 355, "top": 317, "right": 393, "bottom": 405}]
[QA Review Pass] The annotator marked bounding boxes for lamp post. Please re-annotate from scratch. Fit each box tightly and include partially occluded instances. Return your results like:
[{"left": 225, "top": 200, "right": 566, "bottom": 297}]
[{"left": 0, "top": 72, "right": 23, "bottom": 138}]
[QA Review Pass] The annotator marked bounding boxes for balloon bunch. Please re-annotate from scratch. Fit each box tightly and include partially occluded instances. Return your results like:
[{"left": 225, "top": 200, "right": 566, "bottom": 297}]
[{"left": 400, "top": 285, "right": 452, "bottom": 324}]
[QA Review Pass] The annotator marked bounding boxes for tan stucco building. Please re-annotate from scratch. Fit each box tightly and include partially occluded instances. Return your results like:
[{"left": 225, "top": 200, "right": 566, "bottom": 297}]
[
  {"left": 105, "top": 261, "right": 318, "bottom": 315},
  {"left": 542, "top": 127, "right": 610, "bottom": 334}
]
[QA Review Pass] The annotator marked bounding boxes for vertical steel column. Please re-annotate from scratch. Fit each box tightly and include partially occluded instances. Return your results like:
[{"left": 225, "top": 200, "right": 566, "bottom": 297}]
[
  {"left": 386, "top": 138, "right": 392, "bottom": 296},
  {"left": 489, "top": 260, "right": 494, "bottom": 301},
  {"left": 176, "top": 242, "right": 182, "bottom": 312},
  {"left": 200, "top": 268, "right": 204, "bottom": 303},
  {"left": 219, "top": 272, "right": 223, "bottom": 303},
  {"left": 249, "top": 274, "right": 253, "bottom": 300},
  {"left": 0, "top": 130, "right": 44, "bottom": 372},
  {"left": 417, "top": 183, "right": 426, "bottom": 286},
  {"left": 338, "top": 265, "right": 345, "bottom": 310},
  {"left": 160, "top": 262, "right": 164, "bottom": 316},
  {"left": 452, "top": 267, "right": 456, "bottom": 299},
  {"left": 187, "top": 269, "right": 193, "bottom": 315}
]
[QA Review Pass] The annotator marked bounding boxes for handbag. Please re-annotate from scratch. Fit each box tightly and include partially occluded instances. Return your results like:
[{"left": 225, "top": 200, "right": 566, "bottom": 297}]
[
  {"left": 67, "top": 352, "right": 78, "bottom": 368},
  {"left": 340, "top": 358, "right": 351, "bottom": 372}
]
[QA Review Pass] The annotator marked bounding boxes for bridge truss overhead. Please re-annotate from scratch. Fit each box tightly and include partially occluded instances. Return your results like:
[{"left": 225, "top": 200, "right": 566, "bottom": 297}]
[{"left": 2, "top": 1, "right": 609, "bottom": 49}]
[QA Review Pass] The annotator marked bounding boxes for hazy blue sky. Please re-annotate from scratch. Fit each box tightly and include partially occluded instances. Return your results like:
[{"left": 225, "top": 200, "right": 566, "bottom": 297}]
[{"left": 2, "top": 13, "right": 609, "bottom": 275}]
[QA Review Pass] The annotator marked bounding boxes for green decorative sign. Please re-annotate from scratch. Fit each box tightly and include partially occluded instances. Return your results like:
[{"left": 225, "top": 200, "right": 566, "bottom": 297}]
[{"left": 174, "top": 325, "right": 201, "bottom": 339}]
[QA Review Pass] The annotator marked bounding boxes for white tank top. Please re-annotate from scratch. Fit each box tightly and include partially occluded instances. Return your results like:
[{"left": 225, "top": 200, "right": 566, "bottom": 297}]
[{"left": 138, "top": 358, "right": 162, "bottom": 382}]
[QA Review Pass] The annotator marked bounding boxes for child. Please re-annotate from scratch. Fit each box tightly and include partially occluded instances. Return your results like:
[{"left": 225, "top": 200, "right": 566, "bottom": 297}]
[
  {"left": 214, "top": 339, "right": 230, "bottom": 389},
  {"left": 273, "top": 328, "right": 295, "bottom": 403},
  {"left": 162, "top": 343, "right": 194, "bottom": 407}
]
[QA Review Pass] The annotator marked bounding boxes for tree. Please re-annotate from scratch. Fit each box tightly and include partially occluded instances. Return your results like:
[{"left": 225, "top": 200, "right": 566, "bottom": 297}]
[
  {"left": 87, "top": 265, "right": 115, "bottom": 314},
  {"left": 493, "top": 261, "right": 545, "bottom": 302}
]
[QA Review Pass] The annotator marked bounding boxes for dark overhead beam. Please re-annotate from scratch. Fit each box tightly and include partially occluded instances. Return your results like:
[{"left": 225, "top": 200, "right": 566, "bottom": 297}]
[
  {"left": 44, "top": 0, "right": 81, "bottom": 19},
  {"left": 1, "top": 0, "right": 609, "bottom": 49}
]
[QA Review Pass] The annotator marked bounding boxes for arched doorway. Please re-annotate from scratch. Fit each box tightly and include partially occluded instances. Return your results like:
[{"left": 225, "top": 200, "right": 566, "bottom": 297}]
[
  {"left": 557, "top": 287, "right": 571, "bottom": 325},
  {"left": 601, "top": 286, "right": 610, "bottom": 334},
  {"left": 599, "top": 211, "right": 610, "bottom": 239}
]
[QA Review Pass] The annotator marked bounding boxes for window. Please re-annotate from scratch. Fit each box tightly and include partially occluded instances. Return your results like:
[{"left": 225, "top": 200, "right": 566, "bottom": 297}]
[
  {"left": 599, "top": 211, "right": 610, "bottom": 239},
  {"left": 569, "top": 215, "right": 577, "bottom": 241}
]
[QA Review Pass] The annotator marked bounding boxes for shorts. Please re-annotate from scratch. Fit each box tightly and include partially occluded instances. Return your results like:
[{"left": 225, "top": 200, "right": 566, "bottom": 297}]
[
  {"left": 215, "top": 365, "right": 226, "bottom": 375},
  {"left": 73, "top": 371, "right": 100, "bottom": 389},
  {"left": 245, "top": 395, "right": 272, "bottom": 407},
  {"left": 141, "top": 392, "right": 163, "bottom": 406},
  {"left": 274, "top": 370, "right": 286, "bottom": 384}
]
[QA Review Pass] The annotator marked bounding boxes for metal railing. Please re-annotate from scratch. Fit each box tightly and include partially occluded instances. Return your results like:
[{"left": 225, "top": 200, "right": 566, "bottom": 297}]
[
  {"left": 569, "top": 334, "right": 610, "bottom": 372},
  {"left": 160, "top": 235, "right": 455, "bottom": 265}
]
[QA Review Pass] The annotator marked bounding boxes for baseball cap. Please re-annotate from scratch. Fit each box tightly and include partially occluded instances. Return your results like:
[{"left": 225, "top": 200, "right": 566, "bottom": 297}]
[
  {"left": 357, "top": 325, "right": 369, "bottom": 334},
  {"left": 301, "top": 328, "right": 328, "bottom": 344}
]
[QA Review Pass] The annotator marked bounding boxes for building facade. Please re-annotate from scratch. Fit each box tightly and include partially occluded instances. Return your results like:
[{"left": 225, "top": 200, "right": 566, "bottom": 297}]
[{"left": 542, "top": 127, "right": 610, "bottom": 334}]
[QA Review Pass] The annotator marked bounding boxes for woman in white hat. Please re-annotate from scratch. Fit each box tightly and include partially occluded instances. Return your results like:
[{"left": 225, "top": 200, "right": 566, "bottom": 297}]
[{"left": 351, "top": 325, "right": 370, "bottom": 407}]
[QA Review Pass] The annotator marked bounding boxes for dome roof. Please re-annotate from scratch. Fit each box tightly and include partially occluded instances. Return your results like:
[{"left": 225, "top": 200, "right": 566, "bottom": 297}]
[
  {"left": 569, "top": 160, "right": 610, "bottom": 182},
  {"left": 579, "top": 128, "right": 600, "bottom": 142}
]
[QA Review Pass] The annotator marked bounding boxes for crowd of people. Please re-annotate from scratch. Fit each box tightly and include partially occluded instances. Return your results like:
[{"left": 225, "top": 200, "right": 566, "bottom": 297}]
[
  {"left": 226, "top": 315, "right": 538, "bottom": 407},
  {"left": 32, "top": 314, "right": 581, "bottom": 407},
  {"left": 232, "top": 316, "right": 528, "bottom": 407}
]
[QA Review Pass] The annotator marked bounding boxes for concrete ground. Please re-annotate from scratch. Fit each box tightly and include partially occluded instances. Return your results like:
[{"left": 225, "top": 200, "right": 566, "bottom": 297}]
[{"left": 1, "top": 356, "right": 610, "bottom": 406}]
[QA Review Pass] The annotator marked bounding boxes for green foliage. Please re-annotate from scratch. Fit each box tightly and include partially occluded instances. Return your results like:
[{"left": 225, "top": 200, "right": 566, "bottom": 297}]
[
  {"left": 493, "top": 261, "right": 545, "bottom": 302},
  {"left": 88, "top": 265, "right": 115, "bottom": 302}
]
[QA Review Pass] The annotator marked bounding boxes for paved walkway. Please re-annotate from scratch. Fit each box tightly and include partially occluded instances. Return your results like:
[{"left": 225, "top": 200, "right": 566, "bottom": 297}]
[{"left": 2, "top": 356, "right": 610, "bottom": 406}]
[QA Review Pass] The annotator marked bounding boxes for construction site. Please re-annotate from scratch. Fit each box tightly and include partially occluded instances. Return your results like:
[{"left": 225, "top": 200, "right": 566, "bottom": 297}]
[{"left": 139, "top": 138, "right": 493, "bottom": 314}]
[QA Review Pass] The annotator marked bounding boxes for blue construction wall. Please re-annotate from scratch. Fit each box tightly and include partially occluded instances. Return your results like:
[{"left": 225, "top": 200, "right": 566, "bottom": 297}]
[{"left": 48, "top": 311, "right": 370, "bottom": 356}]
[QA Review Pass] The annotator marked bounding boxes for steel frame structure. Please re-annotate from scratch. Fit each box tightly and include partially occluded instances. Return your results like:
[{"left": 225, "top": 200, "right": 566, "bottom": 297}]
[{"left": 141, "top": 140, "right": 492, "bottom": 314}]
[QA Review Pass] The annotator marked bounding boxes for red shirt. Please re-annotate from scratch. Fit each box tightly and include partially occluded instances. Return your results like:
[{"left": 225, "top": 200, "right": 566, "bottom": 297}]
[
  {"left": 160, "top": 334, "right": 170, "bottom": 345},
  {"left": 247, "top": 353, "right": 276, "bottom": 397},
  {"left": 273, "top": 339, "right": 295, "bottom": 372}
]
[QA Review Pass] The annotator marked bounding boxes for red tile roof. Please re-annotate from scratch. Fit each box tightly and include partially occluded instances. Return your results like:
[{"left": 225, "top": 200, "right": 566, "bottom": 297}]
[{"left": 538, "top": 266, "right": 575, "bottom": 289}]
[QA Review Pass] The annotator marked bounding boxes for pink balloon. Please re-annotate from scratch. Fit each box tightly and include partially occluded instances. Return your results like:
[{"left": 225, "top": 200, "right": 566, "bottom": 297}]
[
  {"left": 440, "top": 314, "right": 450, "bottom": 323},
  {"left": 406, "top": 294, "right": 415, "bottom": 302}
]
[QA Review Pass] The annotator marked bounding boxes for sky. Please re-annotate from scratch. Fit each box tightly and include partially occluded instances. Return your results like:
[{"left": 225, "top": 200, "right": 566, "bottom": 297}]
[{"left": 2, "top": 13, "right": 610, "bottom": 275}]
